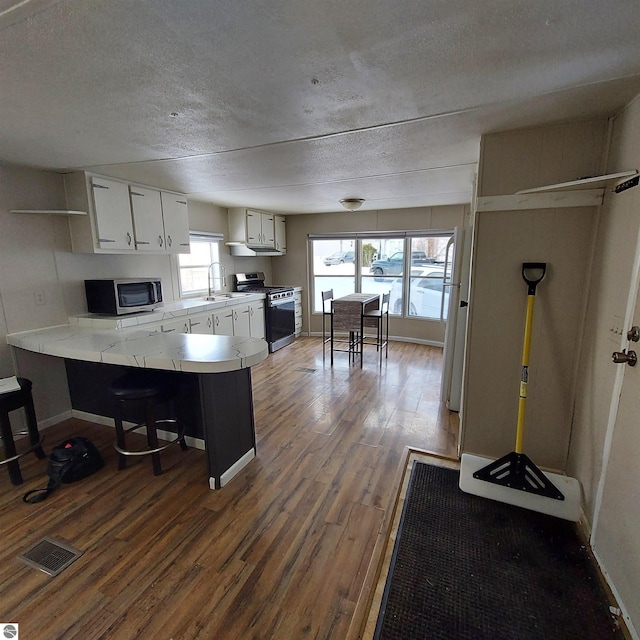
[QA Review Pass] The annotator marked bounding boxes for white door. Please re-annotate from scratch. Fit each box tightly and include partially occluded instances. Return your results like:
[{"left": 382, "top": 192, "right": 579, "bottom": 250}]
[{"left": 591, "top": 263, "right": 640, "bottom": 630}]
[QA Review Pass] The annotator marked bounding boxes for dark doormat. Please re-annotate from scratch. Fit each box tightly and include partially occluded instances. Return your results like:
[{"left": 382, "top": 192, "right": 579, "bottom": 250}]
[{"left": 373, "top": 462, "right": 623, "bottom": 640}]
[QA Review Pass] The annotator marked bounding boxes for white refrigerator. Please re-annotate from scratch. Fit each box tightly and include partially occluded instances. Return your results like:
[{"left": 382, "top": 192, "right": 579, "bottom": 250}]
[{"left": 440, "top": 226, "right": 472, "bottom": 413}]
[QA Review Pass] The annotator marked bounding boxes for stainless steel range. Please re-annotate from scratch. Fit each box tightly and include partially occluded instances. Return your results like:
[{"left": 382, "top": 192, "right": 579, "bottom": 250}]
[{"left": 234, "top": 272, "right": 295, "bottom": 352}]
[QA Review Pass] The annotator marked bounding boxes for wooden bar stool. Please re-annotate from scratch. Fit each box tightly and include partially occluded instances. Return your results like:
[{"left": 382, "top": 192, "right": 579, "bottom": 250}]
[
  {"left": 363, "top": 292, "right": 390, "bottom": 366},
  {"left": 0, "top": 377, "right": 46, "bottom": 485},
  {"left": 109, "top": 371, "right": 187, "bottom": 476},
  {"left": 321, "top": 289, "right": 334, "bottom": 362}
]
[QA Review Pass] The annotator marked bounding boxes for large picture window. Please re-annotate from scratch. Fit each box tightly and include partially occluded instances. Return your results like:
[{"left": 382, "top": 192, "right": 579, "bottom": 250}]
[{"left": 310, "top": 232, "right": 452, "bottom": 319}]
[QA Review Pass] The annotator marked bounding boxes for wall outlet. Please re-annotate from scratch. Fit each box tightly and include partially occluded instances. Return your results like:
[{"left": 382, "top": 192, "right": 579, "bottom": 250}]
[{"left": 34, "top": 290, "right": 46, "bottom": 306}]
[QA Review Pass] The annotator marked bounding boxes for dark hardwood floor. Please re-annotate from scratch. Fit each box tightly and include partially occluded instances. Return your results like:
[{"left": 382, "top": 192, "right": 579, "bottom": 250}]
[{"left": 0, "top": 337, "right": 458, "bottom": 639}]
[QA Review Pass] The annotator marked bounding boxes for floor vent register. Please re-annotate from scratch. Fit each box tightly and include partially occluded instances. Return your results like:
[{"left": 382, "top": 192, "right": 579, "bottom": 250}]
[{"left": 18, "top": 537, "right": 84, "bottom": 577}]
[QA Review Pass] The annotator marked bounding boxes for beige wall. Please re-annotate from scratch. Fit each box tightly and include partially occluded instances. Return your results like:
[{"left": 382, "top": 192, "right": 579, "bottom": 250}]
[
  {"left": 462, "top": 119, "right": 607, "bottom": 470},
  {"left": 272, "top": 205, "right": 469, "bottom": 344}
]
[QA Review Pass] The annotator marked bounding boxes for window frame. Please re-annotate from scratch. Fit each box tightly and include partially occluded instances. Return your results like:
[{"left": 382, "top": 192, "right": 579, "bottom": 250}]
[
  {"left": 176, "top": 232, "right": 224, "bottom": 298},
  {"left": 309, "top": 230, "right": 453, "bottom": 319}
]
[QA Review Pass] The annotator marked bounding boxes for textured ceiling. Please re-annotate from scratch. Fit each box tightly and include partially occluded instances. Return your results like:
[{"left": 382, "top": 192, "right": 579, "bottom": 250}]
[{"left": 1, "top": 0, "right": 640, "bottom": 213}]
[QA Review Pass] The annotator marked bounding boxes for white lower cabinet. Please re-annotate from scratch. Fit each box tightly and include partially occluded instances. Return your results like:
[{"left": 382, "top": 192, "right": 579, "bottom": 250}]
[
  {"left": 232, "top": 306, "right": 251, "bottom": 337},
  {"left": 212, "top": 309, "right": 234, "bottom": 335},
  {"left": 159, "top": 318, "right": 190, "bottom": 334},
  {"left": 188, "top": 315, "right": 213, "bottom": 334},
  {"left": 294, "top": 290, "right": 302, "bottom": 336},
  {"left": 249, "top": 300, "right": 265, "bottom": 339},
  {"left": 212, "top": 301, "right": 264, "bottom": 338},
  {"left": 149, "top": 300, "right": 265, "bottom": 339}
]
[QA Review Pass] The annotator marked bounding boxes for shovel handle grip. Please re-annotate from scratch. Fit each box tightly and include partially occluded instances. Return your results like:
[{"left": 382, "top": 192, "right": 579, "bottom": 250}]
[{"left": 522, "top": 262, "right": 546, "bottom": 295}]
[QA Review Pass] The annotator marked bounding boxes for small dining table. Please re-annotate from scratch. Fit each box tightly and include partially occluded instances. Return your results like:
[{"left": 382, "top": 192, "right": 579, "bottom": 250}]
[{"left": 331, "top": 293, "right": 380, "bottom": 367}]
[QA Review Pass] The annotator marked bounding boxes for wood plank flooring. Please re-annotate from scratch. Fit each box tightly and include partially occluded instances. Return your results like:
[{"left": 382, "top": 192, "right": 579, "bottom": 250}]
[{"left": 0, "top": 337, "right": 458, "bottom": 640}]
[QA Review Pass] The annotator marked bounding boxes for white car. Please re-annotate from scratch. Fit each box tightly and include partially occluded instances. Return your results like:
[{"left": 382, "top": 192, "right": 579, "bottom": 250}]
[{"left": 390, "top": 266, "right": 449, "bottom": 318}]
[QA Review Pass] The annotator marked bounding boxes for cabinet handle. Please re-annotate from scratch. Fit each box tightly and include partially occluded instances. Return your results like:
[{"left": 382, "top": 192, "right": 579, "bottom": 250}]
[
  {"left": 190, "top": 321, "right": 201, "bottom": 327},
  {"left": 207, "top": 317, "right": 212, "bottom": 328},
  {"left": 92, "top": 183, "right": 109, "bottom": 190},
  {"left": 161, "top": 327, "right": 175, "bottom": 333},
  {"left": 158, "top": 235, "right": 164, "bottom": 247},
  {"left": 99, "top": 238, "right": 116, "bottom": 243},
  {"left": 130, "top": 191, "right": 145, "bottom": 197},
  {"left": 167, "top": 235, "right": 172, "bottom": 247},
  {"left": 215, "top": 316, "right": 219, "bottom": 326},
  {"left": 179, "top": 243, "right": 190, "bottom": 246},
  {"left": 177, "top": 200, "right": 187, "bottom": 205},
  {"left": 126, "top": 232, "right": 132, "bottom": 246},
  {"left": 135, "top": 240, "right": 150, "bottom": 245}
]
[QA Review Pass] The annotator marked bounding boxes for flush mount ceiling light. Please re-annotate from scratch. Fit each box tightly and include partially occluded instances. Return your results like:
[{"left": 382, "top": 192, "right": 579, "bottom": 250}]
[{"left": 339, "top": 198, "right": 365, "bottom": 211}]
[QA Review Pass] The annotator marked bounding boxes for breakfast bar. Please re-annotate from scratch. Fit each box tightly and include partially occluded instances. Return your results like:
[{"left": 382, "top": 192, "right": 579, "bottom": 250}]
[{"left": 6, "top": 325, "right": 269, "bottom": 489}]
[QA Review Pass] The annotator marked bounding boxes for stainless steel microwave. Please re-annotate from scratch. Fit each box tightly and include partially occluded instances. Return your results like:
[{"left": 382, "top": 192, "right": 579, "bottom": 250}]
[{"left": 84, "top": 278, "right": 163, "bottom": 315}]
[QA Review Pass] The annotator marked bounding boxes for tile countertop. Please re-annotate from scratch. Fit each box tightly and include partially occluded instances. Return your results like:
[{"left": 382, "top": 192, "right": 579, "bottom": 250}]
[
  {"left": 69, "top": 293, "right": 266, "bottom": 330},
  {"left": 6, "top": 324, "right": 269, "bottom": 374}
]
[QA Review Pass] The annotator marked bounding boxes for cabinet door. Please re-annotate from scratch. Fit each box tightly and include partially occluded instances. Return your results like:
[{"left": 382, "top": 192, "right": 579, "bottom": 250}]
[
  {"left": 160, "top": 318, "right": 190, "bottom": 334},
  {"left": 213, "top": 310, "right": 234, "bottom": 335},
  {"left": 161, "top": 193, "right": 191, "bottom": 254},
  {"left": 261, "top": 213, "right": 275, "bottom": 247},
  {"left": 294, "top": 291, "right": 302, "bottom": 336},
  {"left": 275, "top": 215, "right": 286, "bottom": 253},
  {"left": 246, "top": 210, "right": 262, "bottom": 246},
  {"left": 91, "top": 177, "right": 135, "bottom": 250},
  {"left": 233, "top": 305, "right": 251, "bottom": 337},
  {"left": 130, "top": 186, "right": 164, "bottom": 251},
  {"left": 249, "top": 300, "right": 265, "bottom": 339},
  {"left": 189, "top": 314, "right": 213, "bottom": 334}
]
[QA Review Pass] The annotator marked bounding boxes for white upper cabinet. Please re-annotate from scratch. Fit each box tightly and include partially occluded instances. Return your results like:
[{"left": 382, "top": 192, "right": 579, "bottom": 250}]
[
  {"left": 65, "top": 172, "right": 190, "bottom": 254},
  {"left": 246, "top": 210, "right": 274, "bottom": 248},
  {"left": 275, "top": 215, "right": 286, "bottom": 254},
  {"left": 228, "top": 208, "right": 285, "bottom": 254},
  {"left": 160, "top": 192, "right": 191, "bottom": 253},
  {"left": 129, "top": 185, "right": 164, "bottom": 251},
  {"left": 91, "top": 177, "right": 135, "bottom": 250}
]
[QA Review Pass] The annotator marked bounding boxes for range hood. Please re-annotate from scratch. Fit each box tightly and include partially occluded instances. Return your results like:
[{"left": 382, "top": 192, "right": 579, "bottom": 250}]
[{"left": 226, "top": 242, "right": 283, "bottom": 257}]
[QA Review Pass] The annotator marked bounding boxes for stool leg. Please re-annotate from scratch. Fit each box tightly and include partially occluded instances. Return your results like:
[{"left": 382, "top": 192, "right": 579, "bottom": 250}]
[
  {"left": 145, "top": 400, "right": 162, "bottom": 476},
  {"left": 169, "top": 399, "right": 188, "bottom": 452},
  {"left": 0, "top": 410, "right": 23, "bottom": 485},
  {"left": 113, "top": 401, "right": 128, "bottom": 470},
  {"left": 23, "top": 394, "right": 46, "bottom": 459}
]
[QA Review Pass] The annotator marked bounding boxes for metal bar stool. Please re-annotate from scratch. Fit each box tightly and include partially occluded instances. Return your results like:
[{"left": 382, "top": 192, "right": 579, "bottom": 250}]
[
  {"left": 109, "top": 371, "right": 187, "bottom": 476},
  {"left": 363, "top": 292, "right": 390, "bottom": 366},
  {"left": 321, "top": 289, "right": 334, "bottom": 362},
  {"left": 0, "top": 377, "right": 46, "bottom": 485}
]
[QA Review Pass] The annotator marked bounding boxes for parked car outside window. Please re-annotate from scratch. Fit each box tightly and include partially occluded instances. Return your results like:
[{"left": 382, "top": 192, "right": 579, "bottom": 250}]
[
  {"left": 389, "top": 266, "right": 449, "bottom": 318},
  {"left": 324, "top": 251, "right": 355, "bottom": 266}
]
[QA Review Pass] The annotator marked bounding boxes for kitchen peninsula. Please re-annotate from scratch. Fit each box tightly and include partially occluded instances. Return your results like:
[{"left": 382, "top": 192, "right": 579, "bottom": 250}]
[{"left": 7, "top": 320, "right": 269, "bottom": 490}]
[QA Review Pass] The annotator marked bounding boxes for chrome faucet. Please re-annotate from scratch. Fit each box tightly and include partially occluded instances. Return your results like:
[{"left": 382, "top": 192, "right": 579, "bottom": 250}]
[{"left": 207, "top": 262, "right": 226, "bottom": 296}]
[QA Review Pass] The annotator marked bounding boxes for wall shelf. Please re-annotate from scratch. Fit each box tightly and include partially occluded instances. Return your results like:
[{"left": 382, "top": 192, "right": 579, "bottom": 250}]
[
  {"left": 10, "top": 209, "right": 87, "bottom": 215},
  {"left": 515, "top": 170, "right": 638, "bottom": 194}
]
